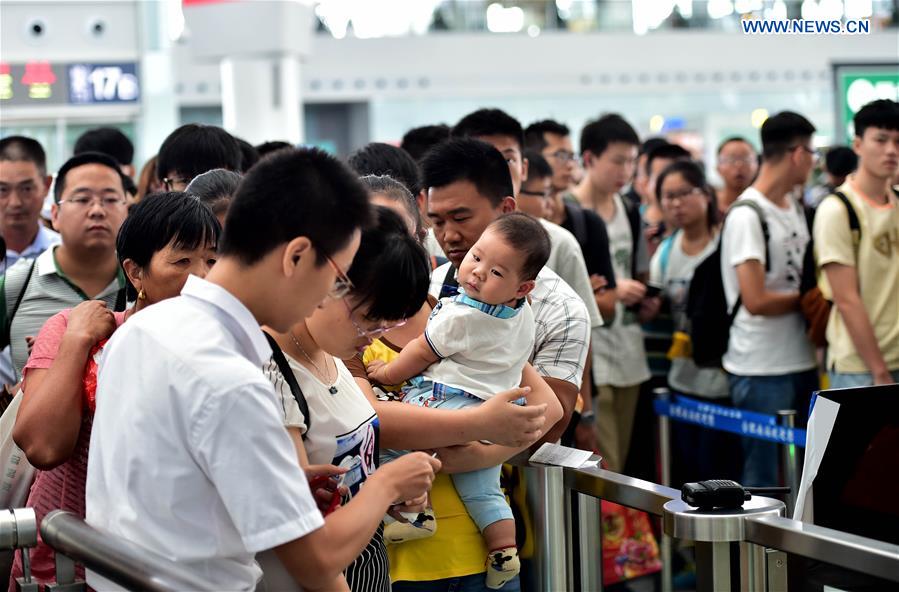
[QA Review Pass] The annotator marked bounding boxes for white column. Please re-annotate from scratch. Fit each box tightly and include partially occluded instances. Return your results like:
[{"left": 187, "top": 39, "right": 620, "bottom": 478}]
[{"left": 220, "top": 54, "right": 303, "bottom": 145}]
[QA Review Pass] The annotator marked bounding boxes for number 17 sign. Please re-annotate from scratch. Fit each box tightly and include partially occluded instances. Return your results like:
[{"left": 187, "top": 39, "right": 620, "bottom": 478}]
[{"left": 68, "top": 63, "right": 140, "bottom": 104}]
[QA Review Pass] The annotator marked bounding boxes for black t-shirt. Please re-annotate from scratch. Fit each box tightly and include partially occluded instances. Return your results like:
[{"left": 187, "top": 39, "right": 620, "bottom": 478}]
[{"left": 560, "top": 200, "right": 617, "bottom": 289}]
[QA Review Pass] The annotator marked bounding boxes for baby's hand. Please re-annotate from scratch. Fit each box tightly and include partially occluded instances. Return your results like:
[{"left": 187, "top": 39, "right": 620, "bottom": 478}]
[{"left": 366, "top": 359, "right": 390, "bottom": 383}]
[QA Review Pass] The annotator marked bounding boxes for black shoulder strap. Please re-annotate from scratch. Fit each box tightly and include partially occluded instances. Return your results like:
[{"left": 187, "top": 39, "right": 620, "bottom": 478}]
[
  {"left": 623, "top": 199, "right": 642, "bottom": 279},
  {"left": 438, "top": 263, "right": 459, "bottom": 299},
  {"left": 3, "top": 258, "right": 38, "bottom": 346},
  {"left": 113, "top": 287, "right": 127, "bottom": 312},
  {"left": 565, "top": 202, "right": 589, "bottom": 249},
  {"left": 263, "top": 331, "right": 311, "bottom": 438},
  {"left": 730, "top": 200, "right": 770, "bottom": 272},
  {"left": 832, "top": 190, "right": 861, "bottom": 245}
]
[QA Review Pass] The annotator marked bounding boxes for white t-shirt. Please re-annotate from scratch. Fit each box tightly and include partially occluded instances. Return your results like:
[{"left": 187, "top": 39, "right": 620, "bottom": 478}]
[
  {"left": 430, "top": 263, "right": 590, "bottom": 390},
  {"left": 262, "top": 356, "right": 385, "bottom": 592},
  {"left": 650, "top": 232, "right": 729, "bottom": 398},
  {"left": 86, "top": 276, "right": 324, "bottom": 591},
  {"left": 423, "top": 295, "right": 535, "bottom": 400},
  {"left": 720, "top": 188, "right": 815, "bottom": 375},
  {"left": 592, "top": 194, "right": 650, "bottom": 387}
]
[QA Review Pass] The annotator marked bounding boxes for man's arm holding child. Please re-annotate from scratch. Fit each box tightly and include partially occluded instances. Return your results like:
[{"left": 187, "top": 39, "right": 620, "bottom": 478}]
[{"left": 367, "top": 334, "right": 437, "bottom": 385}]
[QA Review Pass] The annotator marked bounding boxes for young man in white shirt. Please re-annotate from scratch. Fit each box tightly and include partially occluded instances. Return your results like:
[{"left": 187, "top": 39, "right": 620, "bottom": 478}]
[
  {"left": 721, "top": 111, "right": 819, "bottom": 487},
  {"left": 572, "top": 114, "right": 652, "bottom": 473},
  {"left": 86, "top": 148, "right": 440, "bottom": 591},
  {"left": 813, "top": 99, "right": 899, "bottom": 388},
  {"left": 716, "top": 137, "right": 759, "bottom": 216}
]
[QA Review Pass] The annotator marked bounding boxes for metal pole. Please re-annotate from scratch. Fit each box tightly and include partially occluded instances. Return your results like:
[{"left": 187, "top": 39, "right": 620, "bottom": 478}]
[
  {"left": 695, "top": 541, "right": 733, "bottom": 592},
  {"left": 777, "top": 410, "right": 798, "bottom": 517},
  {"left": 530, "top": 464, "right": 568, "bottom": 591},
  {"left": 577, "top": 493, "right": 602, "bottom": 591},
  {"left": 655, "top": 388, "right": 673, "bottom": 592},
  {"left": 739, "top": 542, "right": 766, "bottom": 592}
]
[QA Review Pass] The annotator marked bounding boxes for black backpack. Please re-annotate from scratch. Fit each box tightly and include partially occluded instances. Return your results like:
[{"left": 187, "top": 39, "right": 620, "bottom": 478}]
[
  {"left": 263, "top": 331, "right": 311, "bottom": 439},
  {"left": 686, "top": 200, "right": 769, "bottom": 368}
]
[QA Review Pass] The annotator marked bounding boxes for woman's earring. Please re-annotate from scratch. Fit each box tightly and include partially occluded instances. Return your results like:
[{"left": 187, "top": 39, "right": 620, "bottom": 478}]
[{"left": 138, "top": 289, "right": 146, "bottom": 301}]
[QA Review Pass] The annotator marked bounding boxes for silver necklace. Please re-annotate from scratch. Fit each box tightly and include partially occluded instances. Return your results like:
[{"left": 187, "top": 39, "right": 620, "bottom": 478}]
[{"left": 290, "top": 330, "right": 338, "bottom": 395}]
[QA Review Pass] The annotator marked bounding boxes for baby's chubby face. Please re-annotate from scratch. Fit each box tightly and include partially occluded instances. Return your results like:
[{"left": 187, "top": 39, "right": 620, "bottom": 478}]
[{"left": 457, "top": 227, "right": 530, "bottom": 306}]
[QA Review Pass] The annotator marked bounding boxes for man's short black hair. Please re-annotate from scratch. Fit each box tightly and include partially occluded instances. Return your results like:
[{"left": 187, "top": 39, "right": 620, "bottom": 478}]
[
  {"left": 73, "top": 127, "right": 134, "bottom": 166},
  {"left": 760, "top": 111, "right": 816, "bottom": 161},
  {"left": 401, "top": 125, "right": 450, "bottom": 162},
  {"left": 54, "top": 152, "right": 128, "bottom": 203},
  {"left": 452, "top": 108, "right": 524, "bottom": 151},
  {"left": 645, "top": 143, "right": 692, "bottom": 176},
  {"left": 489, "top": 212, "right": 551, "bottom": 281},
  {"left": 0, "top": 135, "right": 47, "bottom": 177},
  {"left": 579, "top": 114, "right": 640, "bottom": 157},
  {"left": 255, "top": 141, "right": 293, "bottom": 158},
  {"left": 234, "top": 137, "right": 260, "bottom": 173},
  {"left": 348, "top": 142, "right": 422, "bottom": 196},
  {"left": 824, "top": 146, "right": 858, "bottom": 177},
  {"left": 639, "top": 137, "right": 669, "bottom": 157},
  {"left": 853, "top": 99, "right": 899, "bottom": 137},
  {"left": 523, "top": 120, "right": 570, "bottom": 152},
  {"left": 421, "top": 138, "right": 513, "bottom": 207},
  {"left": 523, "top": 151, "right": 552, "bottom": 180},
  {"left": 717, "top": 136, "right": 755, "bottom": 155},
  {"left": 117, "top": 192, "right": 222, "bottom": 300},
  {"left": 220, "top": 147, "right": 373, "bottom": 266},
  {"left": 156, "top": 124, "right": 242, "bottom": 183},
  {"left": 347, "top": 206, "right": 430, "bottom": 321}
]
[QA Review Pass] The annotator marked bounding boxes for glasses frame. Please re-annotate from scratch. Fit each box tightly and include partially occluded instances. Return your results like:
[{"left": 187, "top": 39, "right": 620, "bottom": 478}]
[
  {"left": 660, "top": 187, "right": 707, "bottom": 203},
  {"left": 57, "top": 195, "right": 128, "bottom": 209},
  {"left": 341, "top": 298, "right": 407, "bottom": 339},
  {"left": 325, "top": 254, "right": 354, "bottom": 300}
]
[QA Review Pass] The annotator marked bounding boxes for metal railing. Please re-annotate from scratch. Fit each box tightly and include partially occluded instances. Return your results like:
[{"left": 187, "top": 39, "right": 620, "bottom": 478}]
[
  {"left": 517, "top": 450, "right": 899, "bottom": 591},
  {"left": 38, "top": 510, "right": 216, "bottom": 592}
]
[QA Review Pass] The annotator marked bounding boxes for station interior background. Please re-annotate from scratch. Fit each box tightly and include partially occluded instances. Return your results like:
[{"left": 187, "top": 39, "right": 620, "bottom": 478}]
[{"left": 1, "top": 0, "right": 897, "bottom": 187}]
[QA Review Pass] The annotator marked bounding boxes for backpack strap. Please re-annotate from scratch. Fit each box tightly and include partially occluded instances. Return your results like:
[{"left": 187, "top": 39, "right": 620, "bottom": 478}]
[
  {"left": 2, "top": 258, "right": 38, "bottom": 348},
  {"left": 729, "top": 200, "right": 770, "bottom": 272},
  {"left": 657, "top": 230, "right": 679, "bottom": 283},
  {"left": 263, "top": 330, "right": 311, "bottom": 439},
  {"left": 565, "top": 202, "right": 589, "bottom": 250},
  {"left": 623, "top": 198, "right": 643, "bottom": 279},
  {"left": 831, "top": 191, "right": 861, "bottom": 253},
  {"left": 438, "top": 263, "right": 460, "bottom": 299}
]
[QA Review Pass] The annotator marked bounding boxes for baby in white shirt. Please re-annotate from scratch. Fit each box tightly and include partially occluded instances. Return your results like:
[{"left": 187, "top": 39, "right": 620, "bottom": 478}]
[{"left": 368, "top": 212, "right": 551, "bottom": 590}]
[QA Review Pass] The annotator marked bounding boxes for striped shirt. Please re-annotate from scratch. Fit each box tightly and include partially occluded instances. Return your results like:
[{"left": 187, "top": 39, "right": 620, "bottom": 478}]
[
  {"left": 430, "top": 263, "right": 590, "bottom": 390},
  {"left": 0, "top": 246, "right": 125, "bottom": 380}
]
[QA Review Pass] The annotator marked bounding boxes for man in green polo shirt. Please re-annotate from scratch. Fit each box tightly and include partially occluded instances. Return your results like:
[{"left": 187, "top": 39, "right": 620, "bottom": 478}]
[{"left": 1, "top": 152, "right": 129, "bottom": 383}]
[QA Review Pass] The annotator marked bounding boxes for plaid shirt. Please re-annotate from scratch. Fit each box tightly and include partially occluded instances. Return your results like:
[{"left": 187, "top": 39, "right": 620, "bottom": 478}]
[{"left": 430, "top": 263, "right": 590, "bottom": 389}]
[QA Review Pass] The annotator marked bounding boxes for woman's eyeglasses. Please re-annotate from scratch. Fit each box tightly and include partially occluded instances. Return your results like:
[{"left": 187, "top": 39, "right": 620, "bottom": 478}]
[
  {"left": 342, "top": 299, "right": 407, "bottom": 339},
  {"left": 325, "top": 255, "right": 354, "bottom": 300}
]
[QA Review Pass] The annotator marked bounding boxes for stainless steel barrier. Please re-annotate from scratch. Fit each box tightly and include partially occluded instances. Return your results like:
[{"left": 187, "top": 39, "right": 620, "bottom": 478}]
[
  {"left": 40, "top": 510, "right": 216, "bottom": 592},
  {"left": 520, "top": 447, "right": 899, "bottom": 591}
]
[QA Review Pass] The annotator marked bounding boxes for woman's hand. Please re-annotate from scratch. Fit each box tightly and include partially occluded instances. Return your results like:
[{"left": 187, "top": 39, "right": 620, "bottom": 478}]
[
  {"left": 304, "top": 464, "right": 349, "bottom": 514},
  {"left": 475, "top": 387, "right": 546, "bottom": 447},
  {"left": 65, "top": 301, "right": 117, "bottom": 346},
  {"left": 590, "top": 274, "right": 608, "bottom": 294},
  {"left": 372, "top": 451, "right": 440, "bottom": 504}
]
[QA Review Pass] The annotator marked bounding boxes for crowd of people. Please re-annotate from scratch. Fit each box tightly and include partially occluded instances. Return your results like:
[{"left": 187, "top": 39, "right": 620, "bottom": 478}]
[{"left": 0, "top": 96, "right": 896, "bottom": 592}]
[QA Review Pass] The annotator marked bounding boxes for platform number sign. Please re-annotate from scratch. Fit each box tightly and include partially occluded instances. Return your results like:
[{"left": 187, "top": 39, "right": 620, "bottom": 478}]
[{"left": 68, "top": 63, "right": 139, "bottom": 104}]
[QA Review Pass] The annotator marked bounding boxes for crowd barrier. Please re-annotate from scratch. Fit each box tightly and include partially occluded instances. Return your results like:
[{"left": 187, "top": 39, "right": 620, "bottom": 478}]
[{"left": 1, "top": 409, "right": 897, "bottom": 591}]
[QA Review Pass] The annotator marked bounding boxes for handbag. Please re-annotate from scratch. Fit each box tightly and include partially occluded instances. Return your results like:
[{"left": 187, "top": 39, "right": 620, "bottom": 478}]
[{"left": 0, "top": 389, "right": 36, "bottom": 508}]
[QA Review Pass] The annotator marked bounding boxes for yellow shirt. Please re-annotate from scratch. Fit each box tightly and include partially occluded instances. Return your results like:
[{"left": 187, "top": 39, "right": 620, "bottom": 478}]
[{"left": 814, "top": 181, "right": 899, "bottom": 373}]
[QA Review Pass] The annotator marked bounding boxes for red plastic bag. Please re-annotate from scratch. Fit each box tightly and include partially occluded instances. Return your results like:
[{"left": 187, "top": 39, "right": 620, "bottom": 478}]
[
  {"left": 82, "top": 339, "right": 108, "bottom": 413},
  {"left": 601, "top": 500, "right": 662, "bottom": 585}
]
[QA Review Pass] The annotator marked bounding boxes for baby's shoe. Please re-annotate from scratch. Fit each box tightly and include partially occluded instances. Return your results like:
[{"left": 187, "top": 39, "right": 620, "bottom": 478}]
[
  {"left": 486, "top": 546, "right": 520, "bottom": 589},
  {"left": 383, "top": 508, "right": 437, "bottom": 544}
]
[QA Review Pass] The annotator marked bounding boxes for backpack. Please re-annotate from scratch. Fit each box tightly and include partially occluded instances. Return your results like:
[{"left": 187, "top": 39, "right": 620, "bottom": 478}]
[
  {"left": 686, "top": 200, "right": 769, "bottom": 368},
  {"left": 623, "top": 199, "right": 643, "bottom": 279},
  {"left": 799, "top": 191, "right": 860, "bottom": 347},
  {"left": 263, "top": 331, "right": 311, "bottom": 439},
  {"left": 564, "top": 202, "right": 590, "bottom": 250}
]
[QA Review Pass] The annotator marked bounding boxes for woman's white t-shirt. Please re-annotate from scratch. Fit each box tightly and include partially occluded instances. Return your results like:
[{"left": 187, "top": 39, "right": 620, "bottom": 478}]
[
  {"left": 650, "top": 232, "right": 729, "bottom": 398},
  {"left": 263, "top": 354, "right": 387, "bottom": 592},
  {"left": 720, "top": 188, "right": 816, "bottom": 376}
]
